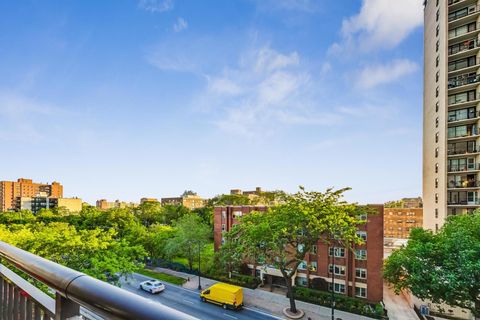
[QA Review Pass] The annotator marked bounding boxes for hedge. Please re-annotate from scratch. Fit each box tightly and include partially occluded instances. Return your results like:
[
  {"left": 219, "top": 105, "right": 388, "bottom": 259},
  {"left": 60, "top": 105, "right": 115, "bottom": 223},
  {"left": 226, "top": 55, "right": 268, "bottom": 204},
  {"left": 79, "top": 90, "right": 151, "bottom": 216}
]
[
  {"left": 293, "top": 287, "right": 387, "bottom": 319},
  {"left": 204, "top": 272, "right": 261, "bottom": 289}
]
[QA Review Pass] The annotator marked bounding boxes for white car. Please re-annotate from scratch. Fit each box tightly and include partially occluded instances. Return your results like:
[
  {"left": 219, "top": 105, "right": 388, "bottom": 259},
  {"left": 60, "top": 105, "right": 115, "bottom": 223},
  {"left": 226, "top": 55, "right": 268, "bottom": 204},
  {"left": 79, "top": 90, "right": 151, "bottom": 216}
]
[{"left": 139, "top": 280, "right": 166, "bottom": 294}]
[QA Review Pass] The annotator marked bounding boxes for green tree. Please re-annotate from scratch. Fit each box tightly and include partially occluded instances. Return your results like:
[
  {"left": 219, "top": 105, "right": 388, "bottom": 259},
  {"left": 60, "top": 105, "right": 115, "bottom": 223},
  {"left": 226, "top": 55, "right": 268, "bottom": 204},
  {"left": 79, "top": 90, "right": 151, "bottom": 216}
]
[
  {"left": 227, "top": 187, "right": 366, "bottom": 314},
  {"left": 143, "top": 224, "right": 175, "bottom": 260},
  {"left": 208, "top": 194, "right": 252, "bottom": 206},
  {"left": 192, "top": 206, "right": 214, "bottom": 228},
  {"left": 166, "top": 214, "right": 210, "bottom": 271},
  {"left": 163, "top": 204, "right": 190, "bottom": 225},
  {"left": 134, "top": 201, "right": 164, "bottom": 227},
  {"left": 384, "top": 213, "right": 480, "bottom": 319}
]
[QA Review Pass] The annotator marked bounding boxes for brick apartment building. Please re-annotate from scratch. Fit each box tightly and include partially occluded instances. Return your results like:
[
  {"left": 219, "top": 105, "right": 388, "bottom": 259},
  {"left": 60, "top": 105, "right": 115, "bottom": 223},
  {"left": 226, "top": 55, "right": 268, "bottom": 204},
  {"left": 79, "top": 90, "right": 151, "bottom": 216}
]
[
  {"left": 213, "top": 205, "right": 384, "bottom": 303},
  {"left": 0, "top": 178, "right": 63, "bottom": 212},
  {"left": 161, "top": 195, "right": 205, "bottom": 209},
  {"left": 384, "top": 208, "right": 423, "bottom": 239}
]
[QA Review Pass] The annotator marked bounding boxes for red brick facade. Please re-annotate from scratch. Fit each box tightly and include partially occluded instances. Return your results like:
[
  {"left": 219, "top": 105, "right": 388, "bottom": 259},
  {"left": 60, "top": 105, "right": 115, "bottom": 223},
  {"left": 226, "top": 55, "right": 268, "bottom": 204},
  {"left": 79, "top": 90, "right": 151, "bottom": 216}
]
[{"left": 213, "top": 205, "right": 384, "bottom": 303}]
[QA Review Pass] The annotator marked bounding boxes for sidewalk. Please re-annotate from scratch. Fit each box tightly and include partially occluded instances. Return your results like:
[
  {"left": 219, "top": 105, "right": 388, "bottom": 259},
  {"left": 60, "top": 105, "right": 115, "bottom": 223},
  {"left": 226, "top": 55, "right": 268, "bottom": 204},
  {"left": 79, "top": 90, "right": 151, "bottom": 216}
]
[
  {"left": 383, "top": 282, "right": 418, "bottom": 320},
  {"left": 151, "top": 267, "right": 375, "bottom": 320}
]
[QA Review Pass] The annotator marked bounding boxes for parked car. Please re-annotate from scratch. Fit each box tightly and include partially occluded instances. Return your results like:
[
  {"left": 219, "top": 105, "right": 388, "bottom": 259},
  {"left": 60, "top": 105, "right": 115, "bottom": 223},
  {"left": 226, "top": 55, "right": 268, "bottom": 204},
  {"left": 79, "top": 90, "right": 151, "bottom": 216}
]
[
  {"left": 200, "top": 283, "right": 243, "bottom": 310},
  {"left": 139, "top": 280, "right": 165, "bottom": 294}
]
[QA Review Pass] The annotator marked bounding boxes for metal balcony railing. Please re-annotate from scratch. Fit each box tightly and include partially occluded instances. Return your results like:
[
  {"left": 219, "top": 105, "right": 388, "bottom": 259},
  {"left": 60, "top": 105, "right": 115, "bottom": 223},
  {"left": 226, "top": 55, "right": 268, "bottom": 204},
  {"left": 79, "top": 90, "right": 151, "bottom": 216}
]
[
  {"left": 448, "top": 147, "right": 480, "bottom": 155},
  {"left": 447, "top": 199, "right": 480, "bottom": 205},
  {"left": 448, "top": 73, "right": 480, "bottom": 88},
  {"left": 449, "top": 38, "right": 480, "bottom": 55},
  {"left": 0, "top": 241, "right": 196, "bottom": 320},
  {"left": 449, "top": 6, "right": 480, "bottom": 22},
  {"left": 448, "top": 180, "right": 480, "bottom": 188},
  {"left": 448, "top": 110, "right": 479, "bottom": 122},
  {"left": 448, "top": 163, "right": 480, "bottom": 172}
]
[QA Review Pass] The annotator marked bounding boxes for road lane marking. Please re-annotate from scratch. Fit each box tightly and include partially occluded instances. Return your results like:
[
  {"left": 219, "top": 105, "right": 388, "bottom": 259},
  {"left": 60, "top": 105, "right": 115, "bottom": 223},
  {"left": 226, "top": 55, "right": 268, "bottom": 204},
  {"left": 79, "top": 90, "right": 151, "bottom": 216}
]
[
  {"left": 223, "top": 314, "right": 238, "bottom": 320},
  {"left": 183, "top": 299, "right": 195, "bottom": 304}
]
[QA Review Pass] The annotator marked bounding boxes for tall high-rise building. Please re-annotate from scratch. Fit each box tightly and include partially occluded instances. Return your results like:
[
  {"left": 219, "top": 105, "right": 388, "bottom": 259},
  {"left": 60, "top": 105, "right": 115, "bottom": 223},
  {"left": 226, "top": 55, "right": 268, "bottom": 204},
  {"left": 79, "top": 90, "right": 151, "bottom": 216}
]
[
  {"left": 0, "top": 178, "right": 63, "bottom": 211},
  {"left": 423, "top": 0, "right": 480, "bottom": 230}
]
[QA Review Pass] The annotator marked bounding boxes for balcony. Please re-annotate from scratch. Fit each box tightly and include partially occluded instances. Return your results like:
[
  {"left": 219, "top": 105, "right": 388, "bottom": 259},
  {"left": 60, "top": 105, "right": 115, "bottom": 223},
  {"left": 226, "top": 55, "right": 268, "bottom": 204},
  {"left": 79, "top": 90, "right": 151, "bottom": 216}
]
[
  {"left": 448, "top": 147, "right": 480, "bottom": 156},
  {"left": 449, "top": 6, "right": 480, "bottom": 28},
  {"left": 448, "top": 163, "right": 480, "bottom": 172},
  {"left": 449, "top": 0, "right": 478, "bottom": 11},
  {"left": 448, "top": 73, "right": 480, "bottom": 93},
  {"left": 447, "top": 199, "right": 480, "bottom": 205},
  {"left": 447, "top": 180, "right": 480, "bottom": 189},
  {"left": 448, "top": 59, "right": 480, "bottom": 76},
  {"left": 0, "top": 241, "right": 194, "bottom": 320},
  {"left": 448, "top": 114, "right": 480, "bottom": 125},
  {"left": 449, "top": 25, "right": 480, "bottom": 43},
  {"left": 449, "top": 38, "right": 480, "bottom": 60}
]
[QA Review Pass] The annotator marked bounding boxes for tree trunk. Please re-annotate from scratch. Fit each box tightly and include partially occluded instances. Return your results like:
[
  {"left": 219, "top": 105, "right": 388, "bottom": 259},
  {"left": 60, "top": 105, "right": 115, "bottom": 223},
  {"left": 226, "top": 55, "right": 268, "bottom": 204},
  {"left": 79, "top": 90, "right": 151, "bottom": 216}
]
[
  {"left": 475, "top": 299, "right": 480, "bottom": 320},
  {"left": 285, "top": 276, "right": 297, "bottom": 314}
]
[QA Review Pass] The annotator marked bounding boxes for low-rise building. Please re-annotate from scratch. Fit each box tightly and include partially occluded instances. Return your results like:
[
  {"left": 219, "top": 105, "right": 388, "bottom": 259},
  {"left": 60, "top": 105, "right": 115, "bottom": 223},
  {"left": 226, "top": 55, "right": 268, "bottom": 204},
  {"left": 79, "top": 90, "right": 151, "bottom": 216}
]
[
  {"left": 96, "top": 199, "right": 138, "bottom": 210},
  {"left": 161, "top": 195, "right": 205, "bottom": 209},
  {"left": 384, "top": 208, "right": 423, "bottom": 239},
  {"left": 213, "top": 205, "right": 384, "bottom": 303}
]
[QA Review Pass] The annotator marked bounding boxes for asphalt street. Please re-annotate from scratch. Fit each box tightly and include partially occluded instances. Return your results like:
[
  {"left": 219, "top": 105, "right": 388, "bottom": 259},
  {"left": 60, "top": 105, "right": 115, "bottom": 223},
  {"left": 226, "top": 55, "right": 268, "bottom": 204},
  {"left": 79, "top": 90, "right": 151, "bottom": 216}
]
[{"left": 120, "top": 273, "right": 283, "bottom": 320}]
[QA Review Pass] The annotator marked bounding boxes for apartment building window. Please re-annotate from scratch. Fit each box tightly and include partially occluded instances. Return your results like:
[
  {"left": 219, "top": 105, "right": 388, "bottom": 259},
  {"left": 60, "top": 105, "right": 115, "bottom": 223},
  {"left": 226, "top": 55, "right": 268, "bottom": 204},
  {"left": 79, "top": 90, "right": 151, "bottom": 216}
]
[
  {"left": 329, "top": 283, "right": 346, "bottom": 294},
  {"left": 222, "top": 211, "right": 226, "bottom": 219},
  {"left": 436, "top": 87, "right": 439, "bottom": 97},
  {"left": 296, "top": 277, "right": 308, "bottom": 287},
  {"left": 449, "top": 58, "right": 477, "bottom": 73},
  {"left": 436, "top": 25, "right": 439, "bottom": 37},
  {"left": 328, "top": 264, "right": 346, "bottom": 276},
  {"left": 221, "top": 224, "right": 226, "bottom": 232},
  {"left": 355, "top": 249, "right": 367, "bottom": 260},
  {"left": 356, "top": 231, "right": 367, "bottom": 241},
  {"left": 435, "top": 208, "right": 439, "bottom": 218},
  {"left": 298, "top": 260, "right": 307, "bottom": 270},
  {"left": 309, "top": 261, "right": 318, "bottom": 272},
  {"left": 436, "top": 9, "right": 439, "bottom": 22},
  {"left": 435, "top": 193, "right": 439, "bottom": 203},
  {"left": 311, "top": 245, "right": 317, "bottom": 254},
  {"left": 221, "top": 238, "right": 225, "bottom": 245},
  {"left": 436, "top": 40, "right": 439, "bottom": 52},
  {"left": 435, "top": 117, "right": 439, "bottom": 128},
  {"left": 436, "top": 71, "right": 439, "bottom": 83},
  {"left": 436, "top": 0, "right": 439, "bottom": 6},
  {"left": 435, "top": 132, "right": 439, "bottom": 143},
  {"left": 233, "top": 211, "right": 243, "bottom": 218},
  {"left": 436, "top": 56, "right": 440, "bottom": 67},
  {"left": 436, "top": 102, "right": 439, "bottom": 112},
  {"left": 356, "top": 268, "right": 367, "bottom": 279},
  {"left": 436, "top": 224, "right": 439, "bottom": 232},
  {"left": 355, "top": 287, "right": 367, "bottom": 298},
  {"left": 329, "top": 247, "right": 345, "bottom": 258},
  {"left": 435, "top": 147, "right": 439, "bottom": 158},
  {"left": 449, "top": 22, "right": 477, "bottom": 39},
  {"left": 358, "top": 213, "right": 367, "bottom": 221},
  {"left": 435, "top": 178, "right": 439, "bottom": 188}
]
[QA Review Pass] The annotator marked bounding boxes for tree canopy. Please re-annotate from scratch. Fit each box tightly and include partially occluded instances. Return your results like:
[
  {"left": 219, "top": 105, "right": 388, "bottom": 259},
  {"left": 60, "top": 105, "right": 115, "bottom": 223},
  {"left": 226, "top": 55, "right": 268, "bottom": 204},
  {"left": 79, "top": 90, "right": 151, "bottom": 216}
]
[{"left": 384, "top": 213, "right": 480, "bottom": 318}]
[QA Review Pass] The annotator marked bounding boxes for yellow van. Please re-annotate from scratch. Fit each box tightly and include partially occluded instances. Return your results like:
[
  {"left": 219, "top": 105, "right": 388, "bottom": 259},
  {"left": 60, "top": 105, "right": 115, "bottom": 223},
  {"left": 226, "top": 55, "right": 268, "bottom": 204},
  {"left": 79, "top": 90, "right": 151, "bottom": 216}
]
[{"left": 200, "top": 283, "right": 243, "bottom": 310}]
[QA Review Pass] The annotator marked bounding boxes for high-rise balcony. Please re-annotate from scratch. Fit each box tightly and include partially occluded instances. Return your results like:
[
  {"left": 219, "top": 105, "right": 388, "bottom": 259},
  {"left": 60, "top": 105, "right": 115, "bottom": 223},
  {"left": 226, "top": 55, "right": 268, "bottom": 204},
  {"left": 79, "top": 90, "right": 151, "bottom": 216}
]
[
  {"left": 448, "top": 163, "right": 480, "bottom": 172},
  {"left": 449, "top": 6, "right": 480, "bottom": 28},
  {"left": 447, "top": 180, "right": 480, "bottom": 189},
  {"left": 447, "top": 126, "right": 479, "bottom": 141},
  {"left": 448, "top": 58, "right": 480, "bottom": 76},
  {"left": 449, "top": 24, "right": 480, "bottom": 44},
  {"left": 447, "top": 199, "right": 480, "bottom": 205},
  {"left": 449, "top": 38, "right": 480, "bottom": 59},
  {"left": 448, "top": 143, "right": 480, "bottom": 156},
  {"left": 0, "top": 241, "right": 194, "bottom": 320},
  {"left": 448, "top": 73, "right": 480, "bottom": 93}
]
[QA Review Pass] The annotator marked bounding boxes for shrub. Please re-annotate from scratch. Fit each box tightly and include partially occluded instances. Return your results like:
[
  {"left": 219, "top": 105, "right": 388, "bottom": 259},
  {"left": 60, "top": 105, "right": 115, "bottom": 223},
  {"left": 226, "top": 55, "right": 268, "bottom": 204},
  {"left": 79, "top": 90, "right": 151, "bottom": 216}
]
[{"left": 293, "top": 287, "right": 387, "bottom": 319}]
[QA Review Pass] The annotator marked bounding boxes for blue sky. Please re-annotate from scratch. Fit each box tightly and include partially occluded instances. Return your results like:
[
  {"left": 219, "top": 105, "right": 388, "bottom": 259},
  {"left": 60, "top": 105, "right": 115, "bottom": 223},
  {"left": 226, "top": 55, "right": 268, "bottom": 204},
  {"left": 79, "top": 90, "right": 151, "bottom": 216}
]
[{"left": 0, "top": 0, "right": 424, "bottom": 204}]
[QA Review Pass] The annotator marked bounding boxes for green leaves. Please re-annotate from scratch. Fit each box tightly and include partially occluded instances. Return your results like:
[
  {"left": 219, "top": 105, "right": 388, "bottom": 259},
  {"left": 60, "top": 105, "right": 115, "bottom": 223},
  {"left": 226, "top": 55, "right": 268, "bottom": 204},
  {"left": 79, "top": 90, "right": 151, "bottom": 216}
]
[{"left": 384, "top": 213, "right": 480, "bottom": 316}]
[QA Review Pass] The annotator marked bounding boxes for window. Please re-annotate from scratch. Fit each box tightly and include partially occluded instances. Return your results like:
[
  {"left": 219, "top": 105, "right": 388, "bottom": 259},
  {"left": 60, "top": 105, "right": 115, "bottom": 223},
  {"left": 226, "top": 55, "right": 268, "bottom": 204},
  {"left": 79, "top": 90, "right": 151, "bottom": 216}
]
[
  {"left": 233, "top": 211, "right": 242, "bottom": 218},
  {"left": 449, "top": 22, "right": 477, "bottom": 39},
  {"left": 221, "top": 211, "right": 226, "bottom": 219},
  {"left": 436, "top": 25, "right": 439, "bottom": 37},
  {"left": 358, "top": 213, "right": 367, "bottom": 221},
  {"left": 221, "top": 238, "right": 225, "bottom": 245},
  {"left": 355, "top": 287, "right": 367, "bottom": 298},
  {"left": 221, "top": 224, "right": 226, "bottom": 232},
  {"left": 435, "top": 178, "right": 439, "bottom": 188},
  {"left": 435, "top": 193, "right": 439, "bottom": 203},
  {"left": 309, "top": 261, "right": 318, "bottom": 272},
  {"left": 355, "top": 249, "right": 367, "bottom": 260},
  {"left": 436, "top": 102, "right": 439, "bottom": 112},
  {"left": 435, "top": 132, "right": 439, "bottom": 143},
  {"left": 296, "top": 277, "right": 308, "bottom": 287},
  {"left": 436, "top": 0, "right": 439, "bottom": 6},
  {"left": 436, "top": 71, "right": 439, "bottom": 82},
  {"left": 435, "top": 117, "right": 439, "bottom": 128},
  {"left": 298, "top": 260, "right": 307, "bottom": 270},
  {"left": 356, "top": 231, "right": 367, "bottom": 241},
  {"left": 435, "top": 208, "right": 438, "bottom": 218},
  {"left": 329, "top": 247, "right": 345, "bottom": 258},
  {"left": 436, "top": 9, "right": 439, "bottom": 22},
  {"left": 436, "top": 40, "right": 439, "bottom": 52},
  {"left": 435, "top": 147, "right": 439, "bottom": 158},
  {"left": 436, "top": 86, "right": 439, "bottom": 97},
  {"left": 328, "top": 264, "right": 346, "bottom": 275},
  {"left": 435, "top": 223, "right": 439, "bottom": 232},
  {"left": 311, "top": 245, "right": 317, "bottom": 254},
  {"left": 297, "top": 244, "right": 305, "bottom": 253},
  {"left": 356, "top": 268, "right": 367, "bottom": 279},
  {"left": 436, "top": 56, "right": 440, "bottom": 67},
  {"left": 328, "top": 283, "right": 346, "bottom": 294},
  {"left": 449, "top": 57, "right": 477, "bottom": 73}
]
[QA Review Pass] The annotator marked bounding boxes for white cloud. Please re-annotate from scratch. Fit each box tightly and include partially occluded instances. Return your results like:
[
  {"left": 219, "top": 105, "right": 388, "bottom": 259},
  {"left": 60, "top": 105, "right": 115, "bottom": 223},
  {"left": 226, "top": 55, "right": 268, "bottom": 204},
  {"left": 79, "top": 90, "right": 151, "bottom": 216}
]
[
  {"left": 355, "top": 59, "right": 418, "bottom": 89},
  {"left": 173, "top": 17, "right": 188, "bottom": 32},
  {"left": 196, "top": 46, "right": 341, "bottom": 137},
  {"left": 331, "top": 0, "right": 423, "bottom": 53},
  {"left": 138, "top": 0, "right": 173, "bottom": 13}
]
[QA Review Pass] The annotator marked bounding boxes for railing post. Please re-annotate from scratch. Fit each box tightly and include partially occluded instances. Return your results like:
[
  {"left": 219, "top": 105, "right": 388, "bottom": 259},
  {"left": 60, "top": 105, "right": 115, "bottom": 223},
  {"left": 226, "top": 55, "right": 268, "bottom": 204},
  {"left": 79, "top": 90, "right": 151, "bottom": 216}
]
[{"left": 55, "top": 293, "right": 80, "bottom": 320}]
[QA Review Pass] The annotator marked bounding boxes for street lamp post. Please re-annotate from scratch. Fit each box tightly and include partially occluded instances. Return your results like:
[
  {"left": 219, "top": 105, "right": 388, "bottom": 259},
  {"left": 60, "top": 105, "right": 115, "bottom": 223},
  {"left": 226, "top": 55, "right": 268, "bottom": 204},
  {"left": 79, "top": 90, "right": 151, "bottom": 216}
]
[{"left": 331, "top": 250, "right": 335, "bottom": 320}]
